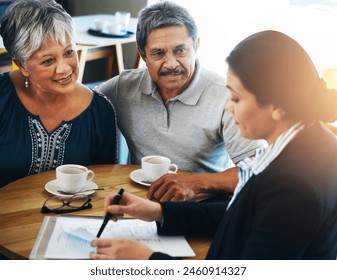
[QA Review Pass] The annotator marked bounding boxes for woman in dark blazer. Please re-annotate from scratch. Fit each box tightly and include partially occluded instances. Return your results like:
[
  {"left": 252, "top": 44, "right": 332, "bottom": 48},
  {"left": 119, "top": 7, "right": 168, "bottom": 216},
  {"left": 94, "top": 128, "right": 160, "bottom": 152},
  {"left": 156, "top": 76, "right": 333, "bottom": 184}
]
[{"left": 91, "top": 30, "right": 337, "bottom": 260}]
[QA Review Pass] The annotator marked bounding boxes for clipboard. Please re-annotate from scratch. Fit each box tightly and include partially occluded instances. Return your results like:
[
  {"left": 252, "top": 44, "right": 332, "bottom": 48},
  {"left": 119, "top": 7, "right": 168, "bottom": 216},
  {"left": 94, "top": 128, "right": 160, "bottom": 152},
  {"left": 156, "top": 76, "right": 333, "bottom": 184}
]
[{"left": 29, "top": 215, "right": 195, "bottom": 259}]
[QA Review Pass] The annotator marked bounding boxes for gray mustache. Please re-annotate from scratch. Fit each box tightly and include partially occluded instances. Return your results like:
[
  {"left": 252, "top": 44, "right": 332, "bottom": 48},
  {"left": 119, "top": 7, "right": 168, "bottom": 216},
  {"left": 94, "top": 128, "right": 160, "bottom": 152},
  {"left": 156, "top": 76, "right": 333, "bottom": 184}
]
[{"left": 159, "top": 69, "right": 186, "bottom": 76}]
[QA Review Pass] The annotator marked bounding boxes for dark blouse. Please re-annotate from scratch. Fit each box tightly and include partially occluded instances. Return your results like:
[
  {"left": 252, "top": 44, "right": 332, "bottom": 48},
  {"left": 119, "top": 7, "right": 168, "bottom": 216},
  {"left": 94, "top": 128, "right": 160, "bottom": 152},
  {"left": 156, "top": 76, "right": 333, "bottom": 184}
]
[{"left": 0, "top": 72, "right": 117, "bottom": 187}]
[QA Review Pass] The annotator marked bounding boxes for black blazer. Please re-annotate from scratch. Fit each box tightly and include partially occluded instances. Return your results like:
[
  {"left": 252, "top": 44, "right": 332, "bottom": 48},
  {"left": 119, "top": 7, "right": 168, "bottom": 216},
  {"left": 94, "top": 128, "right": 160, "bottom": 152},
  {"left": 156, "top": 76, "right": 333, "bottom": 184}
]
[{"left": 150, "top": 122, "right": 337, "bottom": 260}]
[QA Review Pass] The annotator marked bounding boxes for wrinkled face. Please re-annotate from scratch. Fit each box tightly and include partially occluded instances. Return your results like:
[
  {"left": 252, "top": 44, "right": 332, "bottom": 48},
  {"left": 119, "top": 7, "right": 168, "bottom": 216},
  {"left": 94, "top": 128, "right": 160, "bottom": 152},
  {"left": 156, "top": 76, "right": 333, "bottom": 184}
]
[
  {"left": 21, "top": 37, "right": 79, "bottom": 95},
  {"left": 225, "top": 67, "right": 279, "bottom": 143},
  {"left": 142, "top": 25, "right": 198, "bottom": 95}
]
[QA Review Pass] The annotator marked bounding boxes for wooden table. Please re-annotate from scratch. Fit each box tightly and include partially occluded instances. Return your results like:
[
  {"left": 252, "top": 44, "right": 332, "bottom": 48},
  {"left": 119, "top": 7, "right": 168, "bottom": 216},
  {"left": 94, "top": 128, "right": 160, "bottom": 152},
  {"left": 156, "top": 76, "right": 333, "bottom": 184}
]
[{"left": 0, "top": 164, "right": 211, "bottom": 260}]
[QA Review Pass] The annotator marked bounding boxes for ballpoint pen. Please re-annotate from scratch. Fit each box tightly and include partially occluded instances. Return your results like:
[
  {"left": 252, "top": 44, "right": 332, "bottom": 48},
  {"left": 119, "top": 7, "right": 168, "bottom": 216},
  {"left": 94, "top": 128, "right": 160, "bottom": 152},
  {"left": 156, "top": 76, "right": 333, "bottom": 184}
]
[{"left": 96, "top": 188, "right": 124, "bottom": 238}]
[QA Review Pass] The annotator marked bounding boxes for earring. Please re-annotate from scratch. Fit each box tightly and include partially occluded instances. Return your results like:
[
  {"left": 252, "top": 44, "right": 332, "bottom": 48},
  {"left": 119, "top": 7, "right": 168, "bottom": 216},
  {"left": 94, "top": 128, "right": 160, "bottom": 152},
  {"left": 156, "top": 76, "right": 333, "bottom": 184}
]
[{"left": 24, "top": 76, "right": 29, "bottom": 88}]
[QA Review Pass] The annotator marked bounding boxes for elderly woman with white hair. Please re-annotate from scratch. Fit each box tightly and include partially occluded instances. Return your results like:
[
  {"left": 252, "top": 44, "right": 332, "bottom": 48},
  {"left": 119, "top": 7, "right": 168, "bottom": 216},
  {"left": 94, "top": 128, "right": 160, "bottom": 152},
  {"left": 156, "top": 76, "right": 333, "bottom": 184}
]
[{"left": 0, "top": 0, "right": 117, "bottom": 187}]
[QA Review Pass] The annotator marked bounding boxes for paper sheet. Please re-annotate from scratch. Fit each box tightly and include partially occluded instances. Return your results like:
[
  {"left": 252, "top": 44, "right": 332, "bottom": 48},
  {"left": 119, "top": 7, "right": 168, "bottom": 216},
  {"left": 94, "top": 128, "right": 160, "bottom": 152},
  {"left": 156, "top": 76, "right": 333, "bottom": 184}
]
[{"left": 43, "top": 216, "right": 195, "bottom": 259}]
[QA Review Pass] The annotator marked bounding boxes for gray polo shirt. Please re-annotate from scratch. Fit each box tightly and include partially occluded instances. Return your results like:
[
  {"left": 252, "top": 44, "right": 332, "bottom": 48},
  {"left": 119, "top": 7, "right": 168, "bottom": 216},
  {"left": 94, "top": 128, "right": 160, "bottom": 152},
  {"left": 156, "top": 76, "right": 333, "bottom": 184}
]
[{"left": 97, "top": 60, "right": 264, "bottom": 173}]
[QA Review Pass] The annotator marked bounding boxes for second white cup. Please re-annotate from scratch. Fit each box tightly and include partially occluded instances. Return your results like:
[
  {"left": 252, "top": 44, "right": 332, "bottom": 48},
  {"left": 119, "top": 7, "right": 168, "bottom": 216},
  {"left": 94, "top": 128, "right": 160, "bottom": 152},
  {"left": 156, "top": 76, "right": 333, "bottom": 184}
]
[
  {"left": 107, "top": 22, "right": 122, "bottom": 34},
  {"left": 115, "top": 11, "right": 130, "bottom": 32},
  {"left": 141, "top": 155, "right": 178, "bottom": 183},
  {"left": 56, "top": 164, "right": 95, "bottom": 193}
]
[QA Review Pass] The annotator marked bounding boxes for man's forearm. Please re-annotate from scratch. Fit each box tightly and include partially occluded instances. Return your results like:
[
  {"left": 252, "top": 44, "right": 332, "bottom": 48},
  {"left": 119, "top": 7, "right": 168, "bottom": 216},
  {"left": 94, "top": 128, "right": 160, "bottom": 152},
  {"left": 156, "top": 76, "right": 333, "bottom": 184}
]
[{"left": 195, "top": 167, "right": 238, "bottom": 194}]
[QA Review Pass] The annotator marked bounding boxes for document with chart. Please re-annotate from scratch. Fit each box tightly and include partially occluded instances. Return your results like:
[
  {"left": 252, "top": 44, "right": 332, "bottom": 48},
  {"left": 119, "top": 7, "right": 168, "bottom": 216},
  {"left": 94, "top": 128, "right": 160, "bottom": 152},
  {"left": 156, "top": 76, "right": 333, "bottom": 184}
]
[{"left": 29, "top": 216, "right": 195, "bottom": 259}]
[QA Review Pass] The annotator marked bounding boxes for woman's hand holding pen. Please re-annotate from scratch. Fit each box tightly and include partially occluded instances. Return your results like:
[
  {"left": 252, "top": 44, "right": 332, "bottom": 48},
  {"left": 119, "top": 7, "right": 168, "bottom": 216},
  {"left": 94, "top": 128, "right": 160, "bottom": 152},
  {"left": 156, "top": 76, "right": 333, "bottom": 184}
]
[
  {"left": 104, "top": 191, "right": 163, "bottom": 222},
  {"left": 91, "top": 191, "right": 162, "bottom": 260}
]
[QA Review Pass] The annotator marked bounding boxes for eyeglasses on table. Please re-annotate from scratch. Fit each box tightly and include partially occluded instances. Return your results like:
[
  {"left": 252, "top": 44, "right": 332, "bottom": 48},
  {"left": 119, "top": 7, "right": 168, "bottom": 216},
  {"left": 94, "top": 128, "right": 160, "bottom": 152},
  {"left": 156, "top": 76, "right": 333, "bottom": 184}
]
[{"left": 41, "top": 194, "right": 92, "bottom": 214}]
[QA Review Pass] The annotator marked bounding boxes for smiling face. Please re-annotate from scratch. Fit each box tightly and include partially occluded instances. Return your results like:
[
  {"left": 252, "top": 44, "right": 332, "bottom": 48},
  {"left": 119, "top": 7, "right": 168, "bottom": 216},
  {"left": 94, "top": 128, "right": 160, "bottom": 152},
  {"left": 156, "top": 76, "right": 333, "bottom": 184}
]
[
  {"left": 141, "top": 25, "right": 198, "bottom": 98},
  {"left": 225, "top": 67, "right": 289, "bottom": 144},
  {"left": 20, "top": 37, "right": 79, "bottom": 96}
]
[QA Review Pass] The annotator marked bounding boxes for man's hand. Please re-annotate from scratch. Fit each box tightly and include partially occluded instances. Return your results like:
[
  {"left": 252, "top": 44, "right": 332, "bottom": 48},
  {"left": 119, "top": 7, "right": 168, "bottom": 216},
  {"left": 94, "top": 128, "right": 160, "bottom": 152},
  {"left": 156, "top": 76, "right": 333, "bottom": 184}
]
[
  {"left": 147, "top": 168, "right": 238, "bottom": 202},
  {"left": 147, "top": 173, "right": 200, "bottom": 202}
]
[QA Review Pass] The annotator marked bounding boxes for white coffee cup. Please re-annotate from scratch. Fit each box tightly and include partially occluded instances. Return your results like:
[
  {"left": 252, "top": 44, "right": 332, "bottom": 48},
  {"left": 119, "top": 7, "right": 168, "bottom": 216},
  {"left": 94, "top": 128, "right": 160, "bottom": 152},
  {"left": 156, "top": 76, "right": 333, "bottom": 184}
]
[
  {"left": 93, "top": 19, "right": 104, "bottom": 31},
  {"left": 107, "top": 22, "right": 122, "bottom": 34},
  {"left": 141, "top": 155, "right": 178, "bottom": 183},
  {"left": 56, "top": 164, "right": 95, "bottom": 193},
  {"left": 114, "top": 11, "right": 130, "bottom": 32}
]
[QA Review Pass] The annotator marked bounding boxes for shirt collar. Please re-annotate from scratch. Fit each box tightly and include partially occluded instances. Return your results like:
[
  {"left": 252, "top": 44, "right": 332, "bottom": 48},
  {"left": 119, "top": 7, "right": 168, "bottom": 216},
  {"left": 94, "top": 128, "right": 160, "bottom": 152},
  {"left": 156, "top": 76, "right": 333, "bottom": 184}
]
[{"left": 238, "top": 122, "right": 304, "bottom": 175}]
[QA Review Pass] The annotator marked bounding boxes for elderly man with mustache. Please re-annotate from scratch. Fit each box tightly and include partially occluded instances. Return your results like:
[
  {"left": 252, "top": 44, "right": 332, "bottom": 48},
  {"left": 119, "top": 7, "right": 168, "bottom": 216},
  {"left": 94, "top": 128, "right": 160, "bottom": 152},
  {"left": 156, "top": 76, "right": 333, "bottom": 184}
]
[{"left": 97, "top": 1, "right": 264, "bottom": 203}]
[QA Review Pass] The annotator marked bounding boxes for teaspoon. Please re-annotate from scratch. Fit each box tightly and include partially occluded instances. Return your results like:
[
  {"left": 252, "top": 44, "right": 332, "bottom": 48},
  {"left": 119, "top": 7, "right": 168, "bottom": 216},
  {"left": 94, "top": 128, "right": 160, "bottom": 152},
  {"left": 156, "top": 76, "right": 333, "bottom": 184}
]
[{"left": 57, "top": 187, "right": 104, "bottom": 195}]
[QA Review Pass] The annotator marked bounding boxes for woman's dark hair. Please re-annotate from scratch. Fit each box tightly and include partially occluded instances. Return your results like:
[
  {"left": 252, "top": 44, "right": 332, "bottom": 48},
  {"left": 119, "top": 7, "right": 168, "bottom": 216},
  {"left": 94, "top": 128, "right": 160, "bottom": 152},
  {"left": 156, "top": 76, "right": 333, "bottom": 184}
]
[{"left": 226, "top": 30, "right": 337, "bottom": 123}]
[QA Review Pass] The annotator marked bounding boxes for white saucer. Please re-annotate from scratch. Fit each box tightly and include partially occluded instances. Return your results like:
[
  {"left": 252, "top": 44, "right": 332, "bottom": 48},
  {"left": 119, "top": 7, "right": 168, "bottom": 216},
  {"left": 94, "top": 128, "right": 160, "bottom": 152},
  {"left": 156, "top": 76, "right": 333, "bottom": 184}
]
[
  {"left": 45, "top": 180, "right": 98, "bottom": 198},
  {"left": 130, "top": 169, "right": 151, "bottom": 187},
  {"left": 88, "top": 27, "right": 127, "bottom": 37},
  {"left": 129, "top": 169, "right": 176, "bottom": 187},
  {"left": 108, "top": 30, "right": 127, "bottom": 36}
]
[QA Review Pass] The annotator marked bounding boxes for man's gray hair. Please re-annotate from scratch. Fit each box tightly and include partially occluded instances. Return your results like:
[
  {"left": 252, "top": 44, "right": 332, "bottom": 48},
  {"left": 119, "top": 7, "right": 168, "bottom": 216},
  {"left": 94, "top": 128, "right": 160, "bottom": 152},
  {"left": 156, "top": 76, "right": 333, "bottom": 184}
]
[{"left": 136, "top": 1, "right": 198, "bottom": 56}]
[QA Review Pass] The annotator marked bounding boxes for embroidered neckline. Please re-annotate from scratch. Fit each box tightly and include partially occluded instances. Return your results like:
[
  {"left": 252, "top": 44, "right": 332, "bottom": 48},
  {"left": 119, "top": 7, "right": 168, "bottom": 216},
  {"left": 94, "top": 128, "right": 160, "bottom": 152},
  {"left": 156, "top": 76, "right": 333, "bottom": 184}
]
[{"left": 27, "top": 116, "right": 72, "bottom": 175}]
